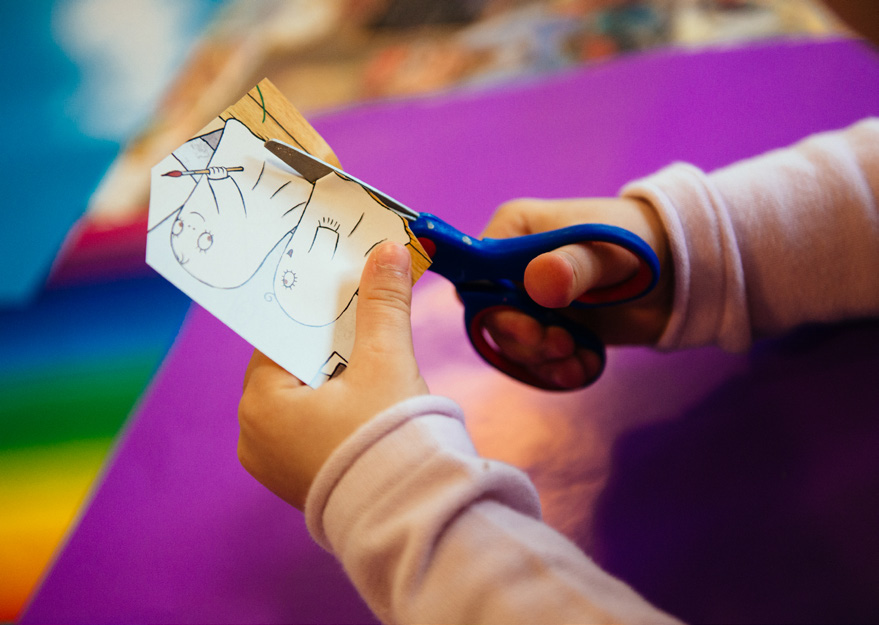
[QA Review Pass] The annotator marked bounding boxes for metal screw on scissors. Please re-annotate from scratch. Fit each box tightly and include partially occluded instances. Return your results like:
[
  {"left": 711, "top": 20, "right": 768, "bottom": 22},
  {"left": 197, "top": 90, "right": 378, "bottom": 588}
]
[{"left": 264, "top": 139, "right": 660, "bottom": 390}]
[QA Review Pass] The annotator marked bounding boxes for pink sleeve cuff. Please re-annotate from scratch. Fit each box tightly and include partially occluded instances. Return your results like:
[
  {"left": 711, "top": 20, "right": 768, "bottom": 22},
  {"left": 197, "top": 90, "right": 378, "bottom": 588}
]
[
  {"left": 623, "top": 119, "right": 879, "bottom": 350},
  {"left": 305, "top": 395, "right": 469, "bottom": 549},
  {"left": 622, "top": 164, "right": 751, "bottom": 352}
]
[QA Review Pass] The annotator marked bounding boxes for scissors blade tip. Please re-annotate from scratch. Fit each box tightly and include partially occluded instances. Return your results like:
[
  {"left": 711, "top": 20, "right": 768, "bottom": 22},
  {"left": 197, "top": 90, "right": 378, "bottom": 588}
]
[{"left": 263, "top": 140, "right": 420, "bottom": 220}]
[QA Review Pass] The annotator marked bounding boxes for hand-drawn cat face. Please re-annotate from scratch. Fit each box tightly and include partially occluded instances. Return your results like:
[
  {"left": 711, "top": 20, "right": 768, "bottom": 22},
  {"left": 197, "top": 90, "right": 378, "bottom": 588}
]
[
  {"left": 170, "top": 208, "right": 214, "bottom": 268},
  {"left": 169, "top": 180, "right": 256, "bottom": 289},
  {"left": 168, "top": 119, "right": 314, "bottom": 289},
  {"left": 272, "top": 174, "right": 412, "bottom": 327},
  {"left": 273, "top": 214, "right": 358, "bottom": 326}
]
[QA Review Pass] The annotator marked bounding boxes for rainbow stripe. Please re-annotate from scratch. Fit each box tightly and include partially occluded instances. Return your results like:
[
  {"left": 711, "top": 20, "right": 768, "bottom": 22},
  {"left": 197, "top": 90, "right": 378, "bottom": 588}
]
[{"left": 0, "top": 275, "right": 190, "bottom": 622}]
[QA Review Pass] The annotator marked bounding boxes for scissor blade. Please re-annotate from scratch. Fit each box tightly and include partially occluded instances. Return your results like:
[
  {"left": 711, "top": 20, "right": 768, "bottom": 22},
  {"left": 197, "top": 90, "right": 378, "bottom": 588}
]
[
  {"left": 263, "top": 139, "right": 419, "bottom": 220},
  {"left": 264, "top": 139, "right": 333, "bottom": 184}
]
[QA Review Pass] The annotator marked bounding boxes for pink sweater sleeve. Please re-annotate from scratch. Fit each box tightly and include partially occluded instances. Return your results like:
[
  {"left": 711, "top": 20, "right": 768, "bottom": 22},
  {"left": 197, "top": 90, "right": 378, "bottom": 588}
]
[
  {"left": 305, "top": 395, "right": 682, "bottom": 625},
  {"left": 304, "top": 121, "right": 877, "bottom": 625},
  {"left": 623, "top": 118, "right": 879, "bottom": 351}
]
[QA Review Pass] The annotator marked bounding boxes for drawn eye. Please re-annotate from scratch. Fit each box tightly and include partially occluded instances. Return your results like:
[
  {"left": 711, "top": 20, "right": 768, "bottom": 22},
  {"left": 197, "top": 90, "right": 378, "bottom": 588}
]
[
  {"left": 319, "top": 216, "right": 340, "bottom": 231},
  {"left": 281, "top": 270, "right": 297, "bottom": 289},
  {"left": 197, "top": 232, "right": 213, "bottom": 251},
  {"left": 172, "top": 219, "right": 184, "bottom": 235}
]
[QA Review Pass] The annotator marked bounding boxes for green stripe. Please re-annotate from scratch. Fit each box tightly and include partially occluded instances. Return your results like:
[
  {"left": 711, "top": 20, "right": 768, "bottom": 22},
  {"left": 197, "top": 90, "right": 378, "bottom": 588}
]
[
  {"left": 0, "top": 436, "right": 114, "bottom": 484},
  {"left": 0, "top": 352, "right": 164, "bottom": 451}
]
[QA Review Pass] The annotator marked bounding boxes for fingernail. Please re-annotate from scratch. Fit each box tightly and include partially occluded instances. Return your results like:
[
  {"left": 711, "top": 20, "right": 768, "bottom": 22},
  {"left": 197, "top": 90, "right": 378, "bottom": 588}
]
[{"left": 374, "top": 241, "right": 411, "bottom": 274}]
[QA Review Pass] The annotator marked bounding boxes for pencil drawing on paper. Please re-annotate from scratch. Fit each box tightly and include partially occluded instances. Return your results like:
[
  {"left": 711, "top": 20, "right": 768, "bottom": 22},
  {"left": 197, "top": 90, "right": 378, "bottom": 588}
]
[{"left": 146, "top": 79, "right": 429, "bottom": 388}]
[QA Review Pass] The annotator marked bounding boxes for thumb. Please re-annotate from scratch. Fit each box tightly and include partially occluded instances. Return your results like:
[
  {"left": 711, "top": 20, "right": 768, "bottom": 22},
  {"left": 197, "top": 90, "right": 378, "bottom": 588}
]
[
  {"left": 524, "top": 242, "right": 640, "bottom": 308},
  {"left": 350, "top": 241, "right": 416, "bottom": 367}
]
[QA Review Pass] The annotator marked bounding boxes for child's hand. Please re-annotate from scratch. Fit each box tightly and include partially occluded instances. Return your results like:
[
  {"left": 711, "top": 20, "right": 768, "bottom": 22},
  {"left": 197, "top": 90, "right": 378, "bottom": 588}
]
[
  {"left": 237, "top": 242, "right": 428, "bottom": 510},
  {"left": 479, "top": 197, "right": 673, "bottom": 389}
]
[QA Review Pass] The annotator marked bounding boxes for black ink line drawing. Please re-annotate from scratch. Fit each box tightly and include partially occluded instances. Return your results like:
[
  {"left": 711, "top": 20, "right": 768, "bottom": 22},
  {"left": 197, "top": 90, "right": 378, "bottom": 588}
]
[
  {"left": 152, "top": 119, "right": 313, "bottom": 289},
  {"left": 150, "top": 116, "right": 414, "bottom": 329},
  {"left": 309, "top": 351, "right": 349, "bottom": 387},
  {"left": 271, "top": 167, "right": 411, "bottom": 327}
]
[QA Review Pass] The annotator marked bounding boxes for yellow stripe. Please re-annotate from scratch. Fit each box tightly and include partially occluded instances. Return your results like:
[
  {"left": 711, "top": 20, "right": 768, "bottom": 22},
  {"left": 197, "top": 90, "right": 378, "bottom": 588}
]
[{"left": 0, "top": 439, "right": 113, "bottom": 621}]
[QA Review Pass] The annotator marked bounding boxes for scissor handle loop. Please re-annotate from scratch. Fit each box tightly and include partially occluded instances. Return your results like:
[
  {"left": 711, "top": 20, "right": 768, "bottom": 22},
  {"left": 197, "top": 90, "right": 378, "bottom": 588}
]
[
  {"left": 413, "top": 213, "right": 661, "bottom": 389},
  {"left": 462, "top": 290, "right": 606, "bottom": 391}
]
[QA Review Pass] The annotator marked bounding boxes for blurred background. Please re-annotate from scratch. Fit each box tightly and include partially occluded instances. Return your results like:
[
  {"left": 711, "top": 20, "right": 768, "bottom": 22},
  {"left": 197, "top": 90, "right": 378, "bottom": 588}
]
[{"left": 0, "top": 0, "right": 852, "bottom": 621}]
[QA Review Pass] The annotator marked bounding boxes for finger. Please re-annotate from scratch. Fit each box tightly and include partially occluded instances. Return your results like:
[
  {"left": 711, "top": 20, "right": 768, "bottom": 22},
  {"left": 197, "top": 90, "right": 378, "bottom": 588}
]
[
  {"left": 524, "top": 242, "right": 640, "bottom": 308},
  {"left": 481, "top": 311, "right": 575, "bottom": 364},
  {"left": 350, "top": 242, "right": 417, "bottom": 368},
  {"left": 481, "top": 198, "right": 606, "bottom": 239},
  {"left": 480, "top": 309, "right": 604, "bottom": 388},
  {"left": 480, "top": 309, "right": 543, "bottom": 363},
  {"left": 480, "top": 199, "right": 548, "bottom": 239},
  {"left": 543, "top": 325, "right": 576, "bottom": 360},
  {"left": 242, "top": 349, "right": 262, "bottom": 390},
  {"left": 534, "top": 347, "right": 603, "bottom": 389},
  {"left": 535, "top": 358, "right": 587, "bottom": 389},
  {"left": 242, "top": 349, "right": 305, "bottom": 392}
]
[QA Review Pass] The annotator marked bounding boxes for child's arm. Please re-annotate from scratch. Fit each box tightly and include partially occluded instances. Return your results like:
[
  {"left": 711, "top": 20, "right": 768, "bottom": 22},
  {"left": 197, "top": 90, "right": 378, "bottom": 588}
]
[
  {"left": 632, "top": 117, "right": 879, "bottom": 350},
  {"left": 480, "top": 118, "right": 879, "bottom": 387},
  {"left": 238, "top": 242, "right": 681, "bottom": 625}
]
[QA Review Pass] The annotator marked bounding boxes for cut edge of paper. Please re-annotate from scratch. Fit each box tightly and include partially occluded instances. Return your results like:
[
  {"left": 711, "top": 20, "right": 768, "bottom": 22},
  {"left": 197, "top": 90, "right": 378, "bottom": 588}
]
[{"left": 209, "top": 78, "right": 431, "bottom": 281}]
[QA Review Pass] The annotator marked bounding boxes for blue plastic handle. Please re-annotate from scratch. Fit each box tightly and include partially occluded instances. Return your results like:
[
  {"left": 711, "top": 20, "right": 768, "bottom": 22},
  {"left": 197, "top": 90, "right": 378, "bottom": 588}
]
[
  {"left": 410, "top": 212, "right": 661, "bottom": 389},
  {"left": 411, "top": 212, "right": 660, "bottom": 305}
]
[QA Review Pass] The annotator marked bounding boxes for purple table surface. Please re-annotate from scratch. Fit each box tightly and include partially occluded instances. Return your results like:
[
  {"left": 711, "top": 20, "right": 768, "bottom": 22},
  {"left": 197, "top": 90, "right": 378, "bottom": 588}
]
[{"left": 23, "top": 38, "right": 879, "bottom": 624}]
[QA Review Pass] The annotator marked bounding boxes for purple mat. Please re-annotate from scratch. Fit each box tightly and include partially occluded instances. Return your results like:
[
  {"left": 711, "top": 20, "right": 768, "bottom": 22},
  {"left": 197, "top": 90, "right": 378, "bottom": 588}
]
[{"left": 23, "top": 39, "right": 879, "bottom": 624}]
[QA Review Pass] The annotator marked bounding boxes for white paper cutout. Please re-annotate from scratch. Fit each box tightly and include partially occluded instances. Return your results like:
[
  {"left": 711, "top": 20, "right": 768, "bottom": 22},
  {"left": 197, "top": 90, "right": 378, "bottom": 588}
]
[{"left": 147, "top": 117, "right": 413, "bottom": 386}]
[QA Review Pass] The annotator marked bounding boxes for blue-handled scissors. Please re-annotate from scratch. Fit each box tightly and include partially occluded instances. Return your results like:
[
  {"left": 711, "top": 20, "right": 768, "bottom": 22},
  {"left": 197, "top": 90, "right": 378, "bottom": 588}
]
[{"left": 265, "top": 139, "right": 660, "bottom": 390}]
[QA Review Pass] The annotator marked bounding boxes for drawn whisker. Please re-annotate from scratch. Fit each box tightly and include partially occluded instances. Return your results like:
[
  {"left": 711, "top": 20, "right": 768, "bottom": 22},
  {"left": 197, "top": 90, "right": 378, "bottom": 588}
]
[
  {"left": 252, "top": 162, "right": 265, "bottom": 190},
  {"left": 348, "top": 213, "right": 364, "bottom": 237},
  {"left": 283, "top": 201, "right": 307, "bottom": 217},
  {"left": 363, "top": 238, "right": 388, "bottom": 257},
  {"left": 271, "top": 181, "right": 290, "bottom": 198}
]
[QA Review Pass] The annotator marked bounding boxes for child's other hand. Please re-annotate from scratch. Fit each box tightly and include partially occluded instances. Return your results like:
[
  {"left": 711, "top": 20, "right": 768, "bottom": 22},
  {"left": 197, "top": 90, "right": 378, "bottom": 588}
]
[
  {"left": 479, "top": 197, "right": 673, "bottom": 389},
  {"left": 237, "top": 242, "right": 428, "bottom": 510}
]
